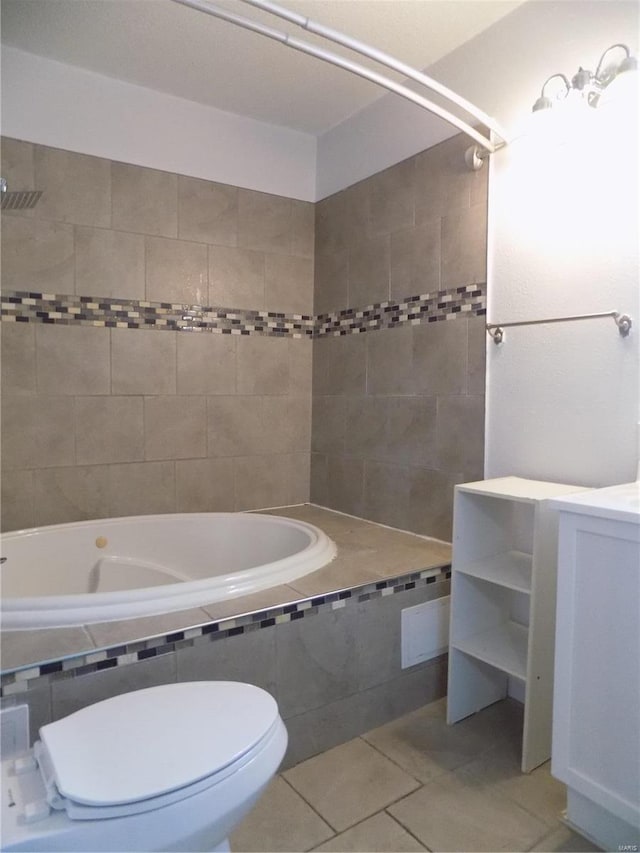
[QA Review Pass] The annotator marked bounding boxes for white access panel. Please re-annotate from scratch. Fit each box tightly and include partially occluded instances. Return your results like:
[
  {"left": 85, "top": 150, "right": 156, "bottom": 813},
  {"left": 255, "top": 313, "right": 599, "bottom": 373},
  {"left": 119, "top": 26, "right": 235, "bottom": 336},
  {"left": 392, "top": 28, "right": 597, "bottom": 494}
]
[{"left": 401, "top": 596, "right": 450, "bottom": 669}]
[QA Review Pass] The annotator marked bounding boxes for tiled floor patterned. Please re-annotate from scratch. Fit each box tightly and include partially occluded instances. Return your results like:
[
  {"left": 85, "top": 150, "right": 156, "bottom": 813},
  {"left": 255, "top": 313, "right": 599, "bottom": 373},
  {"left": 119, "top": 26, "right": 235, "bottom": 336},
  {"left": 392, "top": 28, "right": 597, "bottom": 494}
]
[{"left": 231, "top": 698, "right": 600, "bottom": 853}]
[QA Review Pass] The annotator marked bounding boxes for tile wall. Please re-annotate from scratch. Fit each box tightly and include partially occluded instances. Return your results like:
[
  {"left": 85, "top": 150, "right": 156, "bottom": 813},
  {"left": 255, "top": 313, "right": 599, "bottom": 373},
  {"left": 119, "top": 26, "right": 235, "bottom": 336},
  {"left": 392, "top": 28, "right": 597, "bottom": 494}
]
[
  {"left": 1, "top": 132, "right": 486, "bottom": 541},
  {"left": 311, "top": 134, "right": 488, "bottom": 540},
  {"left": 0, "top": 137, "right": 314, "bottom": 531}
]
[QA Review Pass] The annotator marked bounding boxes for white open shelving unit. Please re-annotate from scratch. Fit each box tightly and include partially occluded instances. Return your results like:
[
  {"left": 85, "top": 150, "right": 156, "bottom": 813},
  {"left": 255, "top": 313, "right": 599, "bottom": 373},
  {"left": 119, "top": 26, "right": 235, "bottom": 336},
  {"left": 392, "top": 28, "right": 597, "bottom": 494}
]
[{"left": 446, "top": 476, "right": 588, "bottom": 772}]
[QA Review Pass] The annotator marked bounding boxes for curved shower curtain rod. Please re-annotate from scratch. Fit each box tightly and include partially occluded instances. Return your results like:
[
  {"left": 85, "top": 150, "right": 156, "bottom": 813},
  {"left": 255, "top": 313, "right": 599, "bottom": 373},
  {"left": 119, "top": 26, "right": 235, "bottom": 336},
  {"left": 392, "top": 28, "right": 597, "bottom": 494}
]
[{"left": 173, "top": 0, "right": 509, "bottom": 160}]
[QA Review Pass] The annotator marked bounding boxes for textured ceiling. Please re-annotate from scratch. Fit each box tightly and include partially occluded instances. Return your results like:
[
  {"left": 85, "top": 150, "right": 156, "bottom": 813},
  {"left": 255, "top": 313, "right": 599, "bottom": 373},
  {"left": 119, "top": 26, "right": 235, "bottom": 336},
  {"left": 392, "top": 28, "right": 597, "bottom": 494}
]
[{"left": 1, "top": 0, "right": 525, "bottom": 134}]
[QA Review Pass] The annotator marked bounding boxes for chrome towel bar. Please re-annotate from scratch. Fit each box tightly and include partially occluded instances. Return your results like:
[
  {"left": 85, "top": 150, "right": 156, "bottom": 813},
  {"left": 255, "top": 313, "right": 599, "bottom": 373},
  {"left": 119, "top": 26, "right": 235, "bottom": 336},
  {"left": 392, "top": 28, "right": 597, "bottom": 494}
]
[{"left": 486, "top": 311, "right": 633, "bottom": 344}]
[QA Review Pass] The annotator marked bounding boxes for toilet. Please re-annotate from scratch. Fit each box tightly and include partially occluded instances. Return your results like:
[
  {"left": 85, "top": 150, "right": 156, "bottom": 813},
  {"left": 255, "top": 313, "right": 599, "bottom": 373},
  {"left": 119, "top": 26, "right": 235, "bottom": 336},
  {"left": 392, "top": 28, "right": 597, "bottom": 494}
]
[{"left": 1, "top": 681, "right": 287, "bottom": 852}]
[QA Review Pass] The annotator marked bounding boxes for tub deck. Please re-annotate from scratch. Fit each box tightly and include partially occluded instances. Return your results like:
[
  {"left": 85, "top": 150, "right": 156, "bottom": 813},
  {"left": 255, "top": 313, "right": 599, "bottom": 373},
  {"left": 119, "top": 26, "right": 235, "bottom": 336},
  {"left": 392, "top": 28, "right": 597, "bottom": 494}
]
[{"left": 0, "top": 504, "right": 451, "bottom": 677}]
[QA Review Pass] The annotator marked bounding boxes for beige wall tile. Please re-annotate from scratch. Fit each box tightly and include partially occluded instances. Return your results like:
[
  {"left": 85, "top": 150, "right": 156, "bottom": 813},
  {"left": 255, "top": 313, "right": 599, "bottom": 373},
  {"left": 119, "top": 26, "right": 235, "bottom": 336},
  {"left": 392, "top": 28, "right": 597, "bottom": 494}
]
[
  {"left": 236, "top": 335, "right": 289, "bottom": 395},
  {"left": 315, "top": 181, "right": 368, "bottom": 258},
  {"left": 414, "top": 134, "right": 474, "bottom": 225},
  {"left": 436, "top": 394, "right": 485, "bottom": 474},
  {"left": 51, "top": 655, "right": 176, "bottom": 719},
  {"left": 326, "top": 455, "right": 364, "bottom": 517},
  {"left": 312, "top": 396, "right": 346, "bottom": 455},
  {"left": 112, "top": 162, "right": 177, "bottom": 237},
  {"left": 75, "top": 226, "right": 145, "bottom": 300},
  {"left": 289, "top": 452, "right": 311, "bottom": 504},
  {"left": 288, "top": 338, "right": 313, "bottom": 395},
  {"left": 1, "top": 322, "right": 36, "bottom": 395},
  {"left": 310, "top": 452, "right": 328, "bottom": 506},
  {"left": 144, "top": 395, "right": 206, "bottom": 460},
  {"left": 368, "top": 157, "right": 416, "bottom": 237},
  {"left": 390, "top": 220, "right": 440, "bottom": 300},
  {"left": 326, "top": 334, "right": 367, "bottom": 396},
  {"left": 347, "top": 397, "right": 437, "bottom": 470},
  {"left": 175, "top": 458, "right": 235, "bottom": 512},
  {"left": 291, "top": 199, "right": 315, "bottom": 258},
  {"left": 108, "top": 461, "right": 176, "bottom": 517},
  {"left": 343, "top": 396, "right": 381, "bottom": 459},
  {"left": 75, "top": 396, "right": 144, "bottom": 465},
  {"left": 411, "top": 320, "right": 468, "bottom": 396},
  {"left": 363, "top": 459, "right": 410, "bottom": 530},
  {"left": 111, "top": 328, "right": 176, "bottom": 395},
  {"left": 176, "top": 331, "right": 236, "bottom": 395},
  {"left": 264, "top": 253, "right": 313, "bottom": 315},
  {"left": 36, "top": 323, "right": 110, "bottom": 395},
  {"left": 234, "top": 454, "right": 290, "bottom": 510},
  {"left": 1, "top": 469, "right": 35, "bottom": 532},
  {"left": 1, "top": 216, "right": 74, "bottom": 293},
  {"left": 237, "top": 189, "right": 291, "bottom": 254},
  {"left": 407, "top": 467, "right": 464, "bottom": 541},
  {"left": 34, "top": 145, "right": 111, "bottom": 228},
  {"left": 1, "top": 396, "right": 75, "bottom": 470},
  {"left": 366, "top": 325, "right": 414, "bottom": 396},
  {"left": 349, "top": 235, "right": 390, "bottom": 308},
  {"left": 177, "top": 175, "right": 237, "bottom": 246},
  {"left": 206, "top": 395, "right": 263, "bottom": 457},
  {"left": 145, "top": 236, "right": 208, "bottom": 305},
  {"left": 263, "top": 396, "right": 312, "bottom": 454},
  {"left": 208, "top": 245, "right": 264, "bottom": 310},
  {"left": 441, "top": 205, "right": 487, "bottom": 289},
  {"left": 34, "top": 465, "right": 110, "bottom": 526},
  {"left": 314, "top": 248, "right": 348, "bottom": 315}
]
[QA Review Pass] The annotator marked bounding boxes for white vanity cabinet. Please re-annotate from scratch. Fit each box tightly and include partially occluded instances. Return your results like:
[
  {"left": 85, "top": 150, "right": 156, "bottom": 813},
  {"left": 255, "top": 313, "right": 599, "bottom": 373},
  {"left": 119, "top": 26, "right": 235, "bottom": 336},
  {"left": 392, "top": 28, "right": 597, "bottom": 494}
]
[
  {"left": 446, "top": 477, "right": 587, "bottom": 773},
  {"left": 551, "top": 483, "right": 640, "bottom": 851}
]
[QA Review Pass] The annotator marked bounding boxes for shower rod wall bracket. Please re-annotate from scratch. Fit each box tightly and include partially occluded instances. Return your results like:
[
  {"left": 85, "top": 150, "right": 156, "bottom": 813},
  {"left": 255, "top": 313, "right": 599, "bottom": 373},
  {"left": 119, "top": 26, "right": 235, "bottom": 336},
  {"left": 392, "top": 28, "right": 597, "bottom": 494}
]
[{"left": 486, "top": 311, "right": 633, "bottom": 344}]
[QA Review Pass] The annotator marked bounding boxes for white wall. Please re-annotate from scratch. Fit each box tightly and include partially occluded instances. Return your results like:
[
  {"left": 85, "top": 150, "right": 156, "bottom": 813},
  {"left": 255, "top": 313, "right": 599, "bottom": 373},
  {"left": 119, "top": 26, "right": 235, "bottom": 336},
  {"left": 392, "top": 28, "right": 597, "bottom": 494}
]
[
  {"left": 486, "top": 94, "right": 639, "bottom": 486},
  {"left": 0, "top": 46, "right": 317, "bottom": 201}
]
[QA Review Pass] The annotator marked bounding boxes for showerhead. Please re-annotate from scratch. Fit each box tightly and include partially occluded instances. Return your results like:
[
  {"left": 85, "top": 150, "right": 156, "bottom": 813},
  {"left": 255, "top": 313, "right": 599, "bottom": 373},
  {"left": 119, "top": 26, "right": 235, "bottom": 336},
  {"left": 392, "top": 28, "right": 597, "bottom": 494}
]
[{"left": 1, "top": 177, "right": 43, "bottom": 210}]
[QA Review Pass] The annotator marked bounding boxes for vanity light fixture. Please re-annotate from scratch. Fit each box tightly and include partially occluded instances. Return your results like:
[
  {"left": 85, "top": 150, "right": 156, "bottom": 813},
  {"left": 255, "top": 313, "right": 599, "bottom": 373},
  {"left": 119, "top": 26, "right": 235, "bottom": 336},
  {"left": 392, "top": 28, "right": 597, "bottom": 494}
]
[{"left": 530, "top": 43, "right": 637, "bottom": 112}]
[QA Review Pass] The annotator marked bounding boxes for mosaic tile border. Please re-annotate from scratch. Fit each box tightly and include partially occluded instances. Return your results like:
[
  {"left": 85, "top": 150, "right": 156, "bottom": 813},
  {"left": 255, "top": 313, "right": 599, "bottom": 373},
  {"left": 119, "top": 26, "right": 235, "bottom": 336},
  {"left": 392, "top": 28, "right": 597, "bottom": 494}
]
[
  {"left": 1, "top": 286, "right": 485, "bottom": 338},
  {"left": 315, "top": 284, "right": 486, "bottom": 337},
  {"left": 0, "top": 292, "right": 315, "bottom": 338},
  {"left": 0, "top": 565, "right": 451, "bottom": 696}
]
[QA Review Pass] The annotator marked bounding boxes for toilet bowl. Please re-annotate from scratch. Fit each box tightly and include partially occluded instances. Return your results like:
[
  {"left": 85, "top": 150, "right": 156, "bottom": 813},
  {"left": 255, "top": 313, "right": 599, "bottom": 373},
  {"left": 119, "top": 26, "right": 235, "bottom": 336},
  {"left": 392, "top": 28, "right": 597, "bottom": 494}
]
[{"left": 1, "top": 681, "right": 287, "bottom": 852}]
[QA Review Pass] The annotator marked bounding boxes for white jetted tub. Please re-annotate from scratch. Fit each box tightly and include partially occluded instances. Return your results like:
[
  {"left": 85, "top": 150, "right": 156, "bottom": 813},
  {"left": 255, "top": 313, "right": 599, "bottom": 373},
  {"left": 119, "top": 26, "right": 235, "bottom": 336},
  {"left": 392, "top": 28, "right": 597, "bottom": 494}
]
[{"left": 0, "top": 513, "right": 336, "bottom": 630}]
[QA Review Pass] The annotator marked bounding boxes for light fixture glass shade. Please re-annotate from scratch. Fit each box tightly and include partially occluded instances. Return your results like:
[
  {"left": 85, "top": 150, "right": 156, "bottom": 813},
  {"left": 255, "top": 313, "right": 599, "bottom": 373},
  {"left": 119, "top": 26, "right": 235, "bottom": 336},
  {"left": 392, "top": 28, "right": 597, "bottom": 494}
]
[
  {"left": 532, "top": 95, "right": 553, "bottom": 112},
  {"left": 597, "top": 62, "right": 638, "bottom": 109}
]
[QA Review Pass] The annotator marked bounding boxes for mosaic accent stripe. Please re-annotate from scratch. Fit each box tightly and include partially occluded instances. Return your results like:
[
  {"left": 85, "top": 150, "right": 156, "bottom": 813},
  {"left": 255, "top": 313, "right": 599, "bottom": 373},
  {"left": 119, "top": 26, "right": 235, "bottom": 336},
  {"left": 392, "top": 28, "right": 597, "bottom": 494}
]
[
  {"left": 0, "top": 565, "right": 451, "bottom": 696},
  {"left": 1, "top": 286, "right": 485, "bottom": 338},
  {"left": 0, "top": 292, "right": 315, "bottom": 338},
  {"left": 315, "top": 284, "right": 486, "bottom": 337}
]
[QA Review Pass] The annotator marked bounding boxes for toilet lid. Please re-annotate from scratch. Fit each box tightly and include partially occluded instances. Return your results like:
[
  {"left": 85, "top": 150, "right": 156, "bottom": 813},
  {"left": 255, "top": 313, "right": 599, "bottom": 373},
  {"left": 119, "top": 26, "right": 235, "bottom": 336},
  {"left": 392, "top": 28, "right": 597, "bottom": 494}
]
[{"left": 39, "top": 681, "right": 280, "bottom": 807}]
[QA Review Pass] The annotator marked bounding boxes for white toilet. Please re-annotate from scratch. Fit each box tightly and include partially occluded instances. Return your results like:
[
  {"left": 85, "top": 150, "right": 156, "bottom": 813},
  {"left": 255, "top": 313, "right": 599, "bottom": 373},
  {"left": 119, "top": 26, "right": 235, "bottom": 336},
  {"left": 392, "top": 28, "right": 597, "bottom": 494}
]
[{"left": 1, "top": 681, "right": 287, "bottom": 852}]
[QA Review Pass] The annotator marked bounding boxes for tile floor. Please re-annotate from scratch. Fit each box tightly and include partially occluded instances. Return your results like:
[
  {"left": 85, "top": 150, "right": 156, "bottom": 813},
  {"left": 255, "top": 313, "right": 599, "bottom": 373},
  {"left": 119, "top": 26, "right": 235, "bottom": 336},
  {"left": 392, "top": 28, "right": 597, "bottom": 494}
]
[{"left": 231, "top": 698, "right": 600, "bottom": 853}]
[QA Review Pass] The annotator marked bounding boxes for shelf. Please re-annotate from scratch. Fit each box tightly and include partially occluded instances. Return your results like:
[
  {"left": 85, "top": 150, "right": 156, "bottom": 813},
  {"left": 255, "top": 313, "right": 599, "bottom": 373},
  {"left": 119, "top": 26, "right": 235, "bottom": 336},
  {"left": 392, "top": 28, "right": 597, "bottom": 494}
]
[
  {"left": 455, "top": 550, "right": 533, "bottom": 594},
  {"left": 457, "top": 477, "right": 589, "bottom": 503},
  {"left": 451, "top": 620, "right": 528, "bottom": 680}
]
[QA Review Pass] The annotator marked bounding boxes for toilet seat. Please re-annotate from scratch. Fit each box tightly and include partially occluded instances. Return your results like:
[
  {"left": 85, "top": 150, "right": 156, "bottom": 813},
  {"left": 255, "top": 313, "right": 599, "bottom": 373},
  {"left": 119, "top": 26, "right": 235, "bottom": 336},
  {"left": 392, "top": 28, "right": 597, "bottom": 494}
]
[{"left": 35, "top": 681, "right": 280, "bottom": 821}]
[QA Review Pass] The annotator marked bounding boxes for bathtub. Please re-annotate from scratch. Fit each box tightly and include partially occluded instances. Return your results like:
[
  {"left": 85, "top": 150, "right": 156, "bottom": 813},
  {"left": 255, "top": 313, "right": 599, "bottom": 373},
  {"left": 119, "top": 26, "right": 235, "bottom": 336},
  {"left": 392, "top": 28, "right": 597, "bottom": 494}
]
[{"left": 0, "top": 513, "right": 336, "bottom": 630}]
